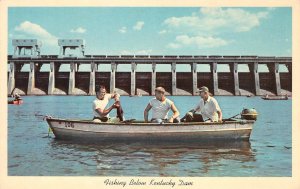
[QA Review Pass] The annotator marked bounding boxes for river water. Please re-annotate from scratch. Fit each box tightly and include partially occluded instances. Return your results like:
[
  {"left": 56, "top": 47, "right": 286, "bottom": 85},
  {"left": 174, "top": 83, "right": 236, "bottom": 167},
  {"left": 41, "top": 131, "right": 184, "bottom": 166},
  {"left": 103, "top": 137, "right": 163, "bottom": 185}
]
[{"left": 8, "top": 96, "right": 291, "bottom": 176}]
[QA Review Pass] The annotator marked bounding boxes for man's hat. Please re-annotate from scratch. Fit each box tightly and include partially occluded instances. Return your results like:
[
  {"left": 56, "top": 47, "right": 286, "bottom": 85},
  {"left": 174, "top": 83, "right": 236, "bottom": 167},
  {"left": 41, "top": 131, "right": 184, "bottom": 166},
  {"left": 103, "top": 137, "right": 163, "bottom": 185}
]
[{"left": 197, "top": 86, "right": 209, "bottom": 93}]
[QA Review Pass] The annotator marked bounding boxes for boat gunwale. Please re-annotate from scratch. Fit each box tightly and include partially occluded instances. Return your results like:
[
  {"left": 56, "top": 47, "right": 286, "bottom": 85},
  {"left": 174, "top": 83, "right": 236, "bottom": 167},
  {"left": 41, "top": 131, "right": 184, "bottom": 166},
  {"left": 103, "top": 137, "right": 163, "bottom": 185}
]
[
  {"left": 51, "top": 126, "right": 253, "bottom": 134},
  {"left": 46, "top": 117, "right": 255, "bottom": 126}
]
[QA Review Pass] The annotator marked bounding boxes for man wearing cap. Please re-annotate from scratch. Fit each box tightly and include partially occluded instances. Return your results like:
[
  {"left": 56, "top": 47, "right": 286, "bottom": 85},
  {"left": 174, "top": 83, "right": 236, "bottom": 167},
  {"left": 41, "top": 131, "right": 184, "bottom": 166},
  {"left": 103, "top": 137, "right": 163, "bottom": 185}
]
[
  {"left": 181, "top": 86, "right": 222, "bottom": 122},
  {"left": 144, "top": 86, "right": 180, "bottom": 123}
]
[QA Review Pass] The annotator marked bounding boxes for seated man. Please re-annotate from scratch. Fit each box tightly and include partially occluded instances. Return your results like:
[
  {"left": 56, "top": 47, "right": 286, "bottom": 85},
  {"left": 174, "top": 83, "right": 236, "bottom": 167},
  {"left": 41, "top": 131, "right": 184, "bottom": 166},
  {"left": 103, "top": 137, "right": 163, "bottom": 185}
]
[
  {"left": 181, "top": 86, "right": 222, "bottom": 122},
  {"left": 93, "top": 85, "right": 124, "bottom": 123},
  {"left": 144, "top": 87, "right": 180, "bottom": 123},
  {"left": 14, "top": 93, "right": 22, "bottom": 101}
]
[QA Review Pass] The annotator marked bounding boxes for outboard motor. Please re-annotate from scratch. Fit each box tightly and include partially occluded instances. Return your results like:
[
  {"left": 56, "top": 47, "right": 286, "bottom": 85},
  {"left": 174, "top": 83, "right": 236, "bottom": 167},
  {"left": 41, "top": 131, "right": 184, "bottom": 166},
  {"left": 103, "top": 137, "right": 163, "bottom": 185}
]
[{"left": 241, "top": 108, "right": 258, "bottom": 120}]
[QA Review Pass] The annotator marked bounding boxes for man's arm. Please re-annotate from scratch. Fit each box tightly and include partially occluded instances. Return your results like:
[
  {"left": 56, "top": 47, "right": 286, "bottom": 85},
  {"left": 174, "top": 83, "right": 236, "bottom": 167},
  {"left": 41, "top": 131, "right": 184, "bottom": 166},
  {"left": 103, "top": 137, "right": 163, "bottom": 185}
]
[
  {"left": 217, "top": 110, "right": 222, "bottom": 122},
  {"left": 168, "top": 103, "right": 180, "bottom": 123},
  {"left": 95, "top": 100, "right": 119, "bottom": 117},
  {"left": 95, "top": 105, "right": 114, "bottom": 117},
  {"left": 144, "top": 103, "right": 152, "bottom": 122},
  {"left": 212, "top": 98, "right": 222, "bottom": 122},
  {"left": 111, "top": 92, "right": 120, "bottom": 101}
]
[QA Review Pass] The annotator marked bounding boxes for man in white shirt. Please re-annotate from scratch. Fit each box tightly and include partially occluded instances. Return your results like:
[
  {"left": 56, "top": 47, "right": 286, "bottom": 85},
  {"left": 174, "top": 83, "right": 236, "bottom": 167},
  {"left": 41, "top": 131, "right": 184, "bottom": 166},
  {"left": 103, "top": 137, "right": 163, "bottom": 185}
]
[
  {"left": 181, "top": 86, "right": 222, "bottom": 122},
  {"left": 144, "top": 87, "right": 180, "bottom": 123},
  {"left": 92, "top": 85, "right": 123, "bottom": 123}
]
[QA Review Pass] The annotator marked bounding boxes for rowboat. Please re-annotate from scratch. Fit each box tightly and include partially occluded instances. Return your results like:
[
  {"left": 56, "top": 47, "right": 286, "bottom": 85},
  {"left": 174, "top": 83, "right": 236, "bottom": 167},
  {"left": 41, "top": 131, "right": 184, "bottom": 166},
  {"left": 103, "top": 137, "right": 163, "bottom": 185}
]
[
  {"left": 44, "top": 117, "right": 256, "bottom": 142},
  {"left": 8, "top": 99, "right": 23, "bottom": 105},
  {"left": 261, "top": 95, "right": 288, "bottom": 100}
]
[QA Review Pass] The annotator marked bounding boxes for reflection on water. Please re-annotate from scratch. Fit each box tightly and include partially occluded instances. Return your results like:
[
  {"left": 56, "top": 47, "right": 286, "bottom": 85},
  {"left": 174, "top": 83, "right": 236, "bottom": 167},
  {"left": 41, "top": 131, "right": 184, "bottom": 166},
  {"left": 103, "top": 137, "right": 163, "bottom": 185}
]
[{"left": 49, "top": 140, "right": 255, "bottom": 176}]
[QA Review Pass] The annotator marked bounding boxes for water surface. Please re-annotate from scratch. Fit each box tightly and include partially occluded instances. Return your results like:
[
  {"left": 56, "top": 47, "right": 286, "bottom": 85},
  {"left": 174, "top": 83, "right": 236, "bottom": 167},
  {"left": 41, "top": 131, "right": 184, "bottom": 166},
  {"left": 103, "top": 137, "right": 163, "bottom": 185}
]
[{"left": 8, "top": 96, "right": 292, "bottom": 176}]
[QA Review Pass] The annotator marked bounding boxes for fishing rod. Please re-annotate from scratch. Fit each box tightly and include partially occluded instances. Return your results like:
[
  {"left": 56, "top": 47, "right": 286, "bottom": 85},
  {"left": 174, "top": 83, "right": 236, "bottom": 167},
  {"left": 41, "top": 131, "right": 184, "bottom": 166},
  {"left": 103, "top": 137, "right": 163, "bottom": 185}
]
[{"left": 222, "top": 113, "right": 240, "bottom": 122}]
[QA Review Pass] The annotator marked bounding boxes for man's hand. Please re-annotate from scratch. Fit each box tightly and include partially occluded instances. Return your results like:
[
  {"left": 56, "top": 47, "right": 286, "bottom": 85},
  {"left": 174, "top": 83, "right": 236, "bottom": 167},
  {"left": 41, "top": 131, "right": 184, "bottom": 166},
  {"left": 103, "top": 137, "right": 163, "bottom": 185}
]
[
  {"left": 113, "top": 93, "right": 120, "bottom": 101},
  {"left": 168, "top": 117, "right": 174, "bottom": 123},
  {"left": 113, "top": 101, "right": 120, "bottom": 108}
]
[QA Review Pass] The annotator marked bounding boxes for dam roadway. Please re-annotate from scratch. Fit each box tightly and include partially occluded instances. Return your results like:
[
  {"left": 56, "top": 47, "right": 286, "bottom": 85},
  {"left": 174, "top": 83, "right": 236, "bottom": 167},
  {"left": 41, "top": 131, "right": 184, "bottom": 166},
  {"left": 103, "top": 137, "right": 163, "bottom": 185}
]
[{"left": 7, "top": 55, "right": 292, "bottom": 96}]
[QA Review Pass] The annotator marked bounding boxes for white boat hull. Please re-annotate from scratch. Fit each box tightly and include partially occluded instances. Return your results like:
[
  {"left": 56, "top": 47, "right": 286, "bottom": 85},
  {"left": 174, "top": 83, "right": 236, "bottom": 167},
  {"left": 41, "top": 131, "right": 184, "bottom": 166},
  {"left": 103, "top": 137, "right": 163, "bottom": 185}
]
[{"left": 46, "top": 118, "right": 255, "bottom": 142}]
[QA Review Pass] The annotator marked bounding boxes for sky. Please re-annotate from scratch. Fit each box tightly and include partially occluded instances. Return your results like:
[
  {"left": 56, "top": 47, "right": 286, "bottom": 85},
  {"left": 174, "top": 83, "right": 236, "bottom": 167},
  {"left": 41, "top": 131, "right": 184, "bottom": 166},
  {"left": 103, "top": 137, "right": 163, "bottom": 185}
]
[{"left": 7, "top": 7, "right": 292, "bottom": 72}]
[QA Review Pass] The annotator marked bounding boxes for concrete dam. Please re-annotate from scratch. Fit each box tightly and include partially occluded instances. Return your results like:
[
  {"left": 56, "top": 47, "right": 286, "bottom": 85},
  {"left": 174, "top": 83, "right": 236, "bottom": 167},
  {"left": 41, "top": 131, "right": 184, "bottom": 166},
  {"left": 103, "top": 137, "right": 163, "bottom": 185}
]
[{"left": 7, "top": 55, "right": 292, "bottom": 96}]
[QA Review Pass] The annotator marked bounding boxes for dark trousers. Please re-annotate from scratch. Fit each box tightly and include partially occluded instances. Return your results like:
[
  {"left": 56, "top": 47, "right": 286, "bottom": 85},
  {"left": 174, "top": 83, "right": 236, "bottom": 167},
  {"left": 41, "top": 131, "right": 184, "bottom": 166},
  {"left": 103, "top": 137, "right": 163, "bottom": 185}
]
[
  {"left": 151, "top": 117, "right": 180, "bottom": 123},
  {"left": 185, "top": 112, "right": 205, "bottom": 122},
  {"left": 93, "top": 116, "right": 109, "bottom": 122}
]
